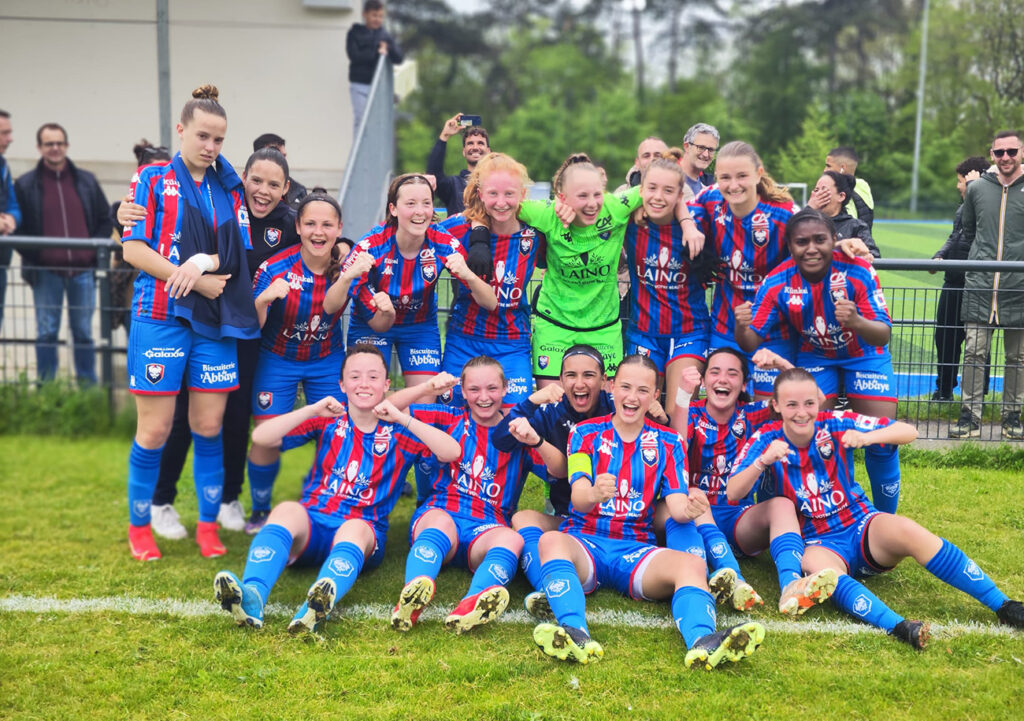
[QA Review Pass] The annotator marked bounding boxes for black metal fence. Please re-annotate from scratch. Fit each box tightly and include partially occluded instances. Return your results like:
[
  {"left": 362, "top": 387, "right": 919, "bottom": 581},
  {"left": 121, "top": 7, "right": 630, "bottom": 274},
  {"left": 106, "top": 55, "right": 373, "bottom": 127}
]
[{"left": 2, "top": 235, "right": 1022, "bottom": 442}]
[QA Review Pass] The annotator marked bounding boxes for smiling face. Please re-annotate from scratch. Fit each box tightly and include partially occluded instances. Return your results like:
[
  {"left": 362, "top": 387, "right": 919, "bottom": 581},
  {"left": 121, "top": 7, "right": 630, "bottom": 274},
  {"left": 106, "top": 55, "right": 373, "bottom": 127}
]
[
  {"left": 462, "top": 363, "right": 506, "bottom": 425},
  {"left": 177, "top": 109, "right": 226, "bottom": 175},
  {"left": 478, "top": 169, "right": 525, "bottom": 228},
  {"left": 462, "top": 132, "right": 490, "bottom": 168},
  {"left": 612, "top": 362, "right": 657, "bottom": 428},
  {"left": 244, "top": 159, "right": 289, "bottom": 218},
  {"left": 683, "top": 132, "right": 718, "bottom": 174},
  {"left": 558, "top": 166, "right": 605, "bottom": 227},
  {"left": 636, "top": 138, "right": 668, "bottom": 171},
  {"left": 341, "top": 351, "right": 390, "bottom": 411},
  {"left": 772, "top": 378, "right": 821, "bottom": 444},
  {"left": 641, "top": 166, "right": 683, "bottom": 224},
  {"left": 991, "top": 134, "right": 1023, "bottom": 182},
  {"left": 297, "top": 200, "right": 341, "bottom": 265},
  {"left": 714, "top": 154, "right": 761, "bottom": 216},
  {"left": 788, "top": 218, "right": 835, "bottom": 282},
  {"left": 560, "top": 354, "right": 605, "bottom": 415},
  {"left": 703, "top": 350, "right": 746, "bottom": 416},
  {"left": 389, "top": 181, "right": 434, "bottom": 240}
]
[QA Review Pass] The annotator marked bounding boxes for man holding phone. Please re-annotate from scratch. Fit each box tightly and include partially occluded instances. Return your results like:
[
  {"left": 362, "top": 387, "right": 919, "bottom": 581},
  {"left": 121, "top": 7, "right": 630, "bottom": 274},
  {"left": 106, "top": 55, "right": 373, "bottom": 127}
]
[{"left": 426, "top": 112, "right": 491, "bottom": 215}]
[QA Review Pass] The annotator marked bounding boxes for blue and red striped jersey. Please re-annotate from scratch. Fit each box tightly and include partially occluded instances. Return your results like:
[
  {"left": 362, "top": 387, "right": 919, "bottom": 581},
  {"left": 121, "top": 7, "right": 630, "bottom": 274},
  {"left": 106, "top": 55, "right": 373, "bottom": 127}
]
[
  {"left": 732, "top": 410, "right": 894, "bottom": 537},
  {"left": 624, "top": 219, "right": 710, "bottom": 336},
  {"left": 413, "top": 404, "right": 534, "bottom": 526},
  {"left": 123, "top": 160, "right": 250, "bottom": 323},
  {"left": 750, "top": 251, "right": 891, "bottom": 360},
  {"left": 343, "top": 223, "right": 468, "bottom": 326},
  {"left": 438, "top": 214, "right": 537, "bottom": 342},
  {"left": 281, "top": 407, "right": 428, "bottom": 530},
  {"left": 688, "top": 187, "right": 796, "bottom": 340},
  {"left": 564, "top": 415, "right": 688, "bottom": 544},
  {"left": 252, "top": 245, "right": 342, "bottom": 360},
  {"left": 686, "top": 399, "right": 774, "bottom": 506}
]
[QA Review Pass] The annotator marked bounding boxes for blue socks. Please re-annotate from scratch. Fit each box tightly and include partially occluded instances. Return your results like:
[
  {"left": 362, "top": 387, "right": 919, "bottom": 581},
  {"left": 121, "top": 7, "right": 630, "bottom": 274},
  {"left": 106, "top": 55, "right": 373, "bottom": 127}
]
[
  {"left": 405, "top": 527, "right": 451, "bottom": 583},
  {"left": 242, "top": 523, "right": 293, "bottom": 604},
  {"left": 769, "top": 532, "right": 805, "bottom": 591},
  {"left": 247, "top": 458, "right": 280, "bottom": 513},
  {"left": 831, "top": 574, "right": 903, "bottom": 632},
  {"left": 697, "top": 522, "right": 743, "bottom": 580},
  {"left": 518, "top": 526, "right": 544, "bottom": 589},
  {"left": 192, "top": 432, "right": 223, "bottom": 523},
  {"left": 540, "top": 559, "right": 588, "bottom": 633},
  {"left": 467, "top": 546, "right": 519, "bottom": 595},
  {"left": 864, "top": 444, "right": 900, "bottom": 514},
  {"left": 128, "top": 440, "right": 164, "bottom": 526},
  {"left": 317, "top": 540, "right": 366, "bottom": 602},
  {"left": 672, "top": 586, "right": 717, "bottom": 649},
  {"left": 925, "top": 538, "right": 1008, "bottom": 611},
  {"left": 665, "top": 517, "right": 705, "bottom": 560}
]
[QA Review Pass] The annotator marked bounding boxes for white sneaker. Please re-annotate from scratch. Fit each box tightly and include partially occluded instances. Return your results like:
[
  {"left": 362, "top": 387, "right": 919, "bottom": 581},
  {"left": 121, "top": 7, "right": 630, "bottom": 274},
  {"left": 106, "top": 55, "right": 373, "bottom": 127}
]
[
  {"left": 150, "top": 504, "right": 187, "bottom": 540},
  {"left": 217, "top": 500, "right": 246, "bottom": 532}
]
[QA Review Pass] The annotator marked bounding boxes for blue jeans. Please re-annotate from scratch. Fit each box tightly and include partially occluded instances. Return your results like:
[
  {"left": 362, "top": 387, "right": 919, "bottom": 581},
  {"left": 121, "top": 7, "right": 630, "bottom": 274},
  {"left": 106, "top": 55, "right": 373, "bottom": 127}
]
[{"left": 30, "top": 268, "right": 96, "bottom": 383}]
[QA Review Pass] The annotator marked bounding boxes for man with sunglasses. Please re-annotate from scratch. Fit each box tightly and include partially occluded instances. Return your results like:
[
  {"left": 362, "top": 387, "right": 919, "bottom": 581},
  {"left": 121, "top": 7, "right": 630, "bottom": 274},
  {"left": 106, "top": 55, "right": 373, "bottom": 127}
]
[
  {"left": 952, "top": 129, "right": 1024, "bottom": 440},
  {"left": 680, "top": 123, "right": 719, "bottom": 201}
]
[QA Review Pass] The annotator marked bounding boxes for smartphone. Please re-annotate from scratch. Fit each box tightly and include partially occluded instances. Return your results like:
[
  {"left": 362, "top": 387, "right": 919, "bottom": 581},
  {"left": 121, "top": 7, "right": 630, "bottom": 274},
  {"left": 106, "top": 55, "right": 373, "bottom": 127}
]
[{"left": 459, "top": 114, "right": 482, "bottom": 127}]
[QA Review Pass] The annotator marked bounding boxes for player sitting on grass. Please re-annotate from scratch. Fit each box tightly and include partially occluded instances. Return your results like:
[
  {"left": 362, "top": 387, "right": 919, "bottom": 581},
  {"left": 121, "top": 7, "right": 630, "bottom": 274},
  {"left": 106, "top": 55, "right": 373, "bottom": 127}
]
[
  {"left": 728, "top": 368, "right": 1024, "bottom": 648},
  {"left": 531, "top": 354, "right": 766, "bottom": 669},
  {"left": 213, "top": 344, "right": 460, "bottom": 632}
]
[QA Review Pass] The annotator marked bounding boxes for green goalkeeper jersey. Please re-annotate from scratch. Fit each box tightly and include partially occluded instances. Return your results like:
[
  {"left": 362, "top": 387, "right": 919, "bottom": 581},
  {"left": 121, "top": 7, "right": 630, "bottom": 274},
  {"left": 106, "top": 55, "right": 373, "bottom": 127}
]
[{"left": 519, "top": 186, "right": 642, "bottom": 329}]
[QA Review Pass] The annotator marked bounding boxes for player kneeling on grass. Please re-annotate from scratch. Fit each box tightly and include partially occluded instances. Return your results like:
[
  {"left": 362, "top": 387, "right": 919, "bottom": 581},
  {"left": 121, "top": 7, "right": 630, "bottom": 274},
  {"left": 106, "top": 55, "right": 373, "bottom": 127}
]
[
  {"left": 532, "top": 354, "right": 766, "bottom": 669},
  {"left": 390, "top": 356, "right": 568, "bottom": 634},
  {"left": 728, "top": 368, "right": 1024, "bottom": 648},
  {"left": 213, "top": 344, "right": 460, "bottom": 632}
]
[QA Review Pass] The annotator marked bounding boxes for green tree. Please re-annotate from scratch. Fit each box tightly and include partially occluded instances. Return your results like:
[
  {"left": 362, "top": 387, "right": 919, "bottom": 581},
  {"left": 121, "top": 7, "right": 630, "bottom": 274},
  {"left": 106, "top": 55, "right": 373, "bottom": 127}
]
[{"left": 773, "top": 105, "right": 837, "bottom": 189}]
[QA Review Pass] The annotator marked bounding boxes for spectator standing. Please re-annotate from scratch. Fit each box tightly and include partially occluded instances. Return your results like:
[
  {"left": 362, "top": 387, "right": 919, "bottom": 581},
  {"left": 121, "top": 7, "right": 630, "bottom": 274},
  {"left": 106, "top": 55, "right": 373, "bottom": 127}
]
[
  {"left": 346, "top": 0, "right": 403, "bottom": 134},
  {"left": 252, "top": 133, "right": 307, "bottom": 209},
  {"left": 806, "top": 171, "right": 880, "bottom": 257},
  {"left": 951, "top": 130, "right": 1024, "bottom": 439},
  {"left": 931, "top": 156, "right": 989, "bottom": 401},
  {"left": 824, "top": 146, "right": 874, "bottom": 230},
  {"left": 426, "top": 113, "right": 491, "bottom": 215},
  {"left": 679, "top": 123, "right": 719, "bottom": 201},
  {"left": 14, "top": 122, "right": 111, "bottom": 383},
  {"left": 619, "top": 136, "right": 668, "bottom": 190},
  {"left": 0, "top": 110, "right": 22, "bottom": 331}
]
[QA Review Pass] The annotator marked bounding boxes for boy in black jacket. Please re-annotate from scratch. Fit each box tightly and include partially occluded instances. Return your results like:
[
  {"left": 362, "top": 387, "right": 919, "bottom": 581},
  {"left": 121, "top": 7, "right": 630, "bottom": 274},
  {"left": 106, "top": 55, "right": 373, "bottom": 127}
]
[{"left": 347, "top": 0, "right": 403, "bottom": 133}]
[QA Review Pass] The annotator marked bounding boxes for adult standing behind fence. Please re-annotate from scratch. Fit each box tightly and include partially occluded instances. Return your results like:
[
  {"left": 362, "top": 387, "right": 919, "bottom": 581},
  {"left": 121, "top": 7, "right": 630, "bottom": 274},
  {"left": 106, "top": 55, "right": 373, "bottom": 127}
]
[
  {"left": 0, "top": 110, "right": 22, "bottom": 332},
  {"left": 346, "top": 0, "right": 403, "bottom": 134},
  {"left": 931, "top": 156, "right": 989, "bottom": 402},
  {"left": 14, "top": 122, "right": 111, "bottom": 384},
  {"left": 426, "top": 113, "right": 491, "bottom": 216},
  {"left": 951, "top": 130, "right": 1024, "bottom": 440}
]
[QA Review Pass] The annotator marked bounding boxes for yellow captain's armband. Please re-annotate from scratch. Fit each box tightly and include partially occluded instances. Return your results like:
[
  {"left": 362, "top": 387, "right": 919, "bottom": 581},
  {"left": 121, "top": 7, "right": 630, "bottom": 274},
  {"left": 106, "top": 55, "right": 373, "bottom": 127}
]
[{"left": 568, "top": 452, "right": 594, "bottom": 483}]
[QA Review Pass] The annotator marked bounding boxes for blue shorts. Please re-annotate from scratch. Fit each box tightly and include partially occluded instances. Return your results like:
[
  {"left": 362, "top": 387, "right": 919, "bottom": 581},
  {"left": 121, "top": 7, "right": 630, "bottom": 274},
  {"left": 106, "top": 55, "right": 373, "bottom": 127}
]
[
  {"left": 442, "top": 332, "right": 533, "bottom": 406},
  {"left": 707, "top": 503, "right": 758, "bottom": 556},
  {"left": 803, "top": 510, "right": 892, "bottom": 579},
  {"left": 128, "top": 319, "right": 238, "bottom": 395},
  {"left": 710, "top": 331, "right": 797, "bottom": 396},
  {"left": 289, "top": 512, "right": 387, "bottom": 571},
  {"left": 626, "top": 326, "right": 709, "bottom": 372},
  {"left": 251, "top": 351, "right": 343, "bottom": 418},
  {"left": 410, "top": 505, "right": 504, "bottom": 571},
  {"left": 348, "top": 319, "right": 441, "bottom": 377},
  {"left": 799, "top": 353, "right": 897, "bottom": 403},
  {"left": 565, "top": 531, "right": 666, "bottom": 601}
]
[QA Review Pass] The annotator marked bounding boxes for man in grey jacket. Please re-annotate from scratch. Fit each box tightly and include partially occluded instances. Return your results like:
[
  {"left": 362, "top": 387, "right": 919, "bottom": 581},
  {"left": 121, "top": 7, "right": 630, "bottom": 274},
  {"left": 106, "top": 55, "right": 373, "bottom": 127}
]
[{"left": 951, "top": 130, "right": 1024, "bottom": 439}]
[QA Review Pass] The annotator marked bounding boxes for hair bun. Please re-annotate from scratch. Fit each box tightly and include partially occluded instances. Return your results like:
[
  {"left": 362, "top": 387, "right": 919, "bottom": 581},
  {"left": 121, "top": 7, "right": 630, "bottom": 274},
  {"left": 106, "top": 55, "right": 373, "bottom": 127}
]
[{"left": 192, "top": 84, "right": 220, "bottom": 101}]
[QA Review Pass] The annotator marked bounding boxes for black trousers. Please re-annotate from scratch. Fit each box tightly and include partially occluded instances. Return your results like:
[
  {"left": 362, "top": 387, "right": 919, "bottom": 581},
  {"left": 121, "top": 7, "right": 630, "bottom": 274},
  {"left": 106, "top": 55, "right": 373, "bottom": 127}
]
[
  {"left": 934, "top": 279, "right": 989, "bottom": 396},
  {"left": 153, "top": 338, "right": 260, "bottom": 506}
]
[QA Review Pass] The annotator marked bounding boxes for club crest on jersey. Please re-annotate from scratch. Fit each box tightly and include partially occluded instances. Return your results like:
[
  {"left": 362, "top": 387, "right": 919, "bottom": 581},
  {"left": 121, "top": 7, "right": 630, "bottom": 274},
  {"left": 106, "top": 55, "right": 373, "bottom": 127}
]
[
  {"left": 636, "top": 346, "right": 651, "bottom": 358},
  {"left": 145, "top": 363, "right": 165, "bottom": 384},
  {"left": 829, "top": 270, "right": 848, "bottom": 302},
  {"left": 257, "top": 391, "right": 273, "bottom": 410},
  {"left": 731, "top": 412, "right": 746, "bottom": 439},
  {"left": 751, "top": 211, "right": 769, "bottom": 246},
  {"left": 420, "top": 248, "right": 437, "bottom": 282},
  {"left": 519, "top": 230, "right": 534, "bottom": 254},
  {"left": 373, "top": 425, "right": 392, "bottom": 456},
  {"left": 264, "top": 227, "right": 282, "bottom": 247},
  {"left": 815, "top": 428, "right": 834, "bottom": 459},
  {"left": 538, "top": 355, "right": 549, "bottom": 370},
  {"left": 640, "top": 430, "right": 659, "bottom": 466},
  {"left": 440, "top": 388, "right": 454, "bottom": 404}
]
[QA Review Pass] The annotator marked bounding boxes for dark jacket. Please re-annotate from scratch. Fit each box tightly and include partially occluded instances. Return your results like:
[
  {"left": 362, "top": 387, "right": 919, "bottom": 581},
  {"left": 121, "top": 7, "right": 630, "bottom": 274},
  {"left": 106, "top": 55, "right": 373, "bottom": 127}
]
[
  {"left": 961, "top": 171, "right": 1024, "bottom": 325},
  {"left": 933, "top": 203, "right": 968, "bottom": 285},
  {"left": 346, "top": 24, "right": 403, "bottom": 85},
  {"left": 426, "top": 138, "right": 470, "bottom": 215},
  {"left": 15, "top": 158, "right": 112, "bottom": 271},
  {"left": 832, "top": 211, "right": 880, "bottom": 257}
]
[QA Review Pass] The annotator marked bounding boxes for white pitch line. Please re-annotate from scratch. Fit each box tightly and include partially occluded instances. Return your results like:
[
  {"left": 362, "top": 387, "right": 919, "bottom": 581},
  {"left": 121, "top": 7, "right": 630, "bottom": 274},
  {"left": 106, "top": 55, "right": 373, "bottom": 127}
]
[{"left": 1, "top": 594, "right": 1020, "bottom": 639}]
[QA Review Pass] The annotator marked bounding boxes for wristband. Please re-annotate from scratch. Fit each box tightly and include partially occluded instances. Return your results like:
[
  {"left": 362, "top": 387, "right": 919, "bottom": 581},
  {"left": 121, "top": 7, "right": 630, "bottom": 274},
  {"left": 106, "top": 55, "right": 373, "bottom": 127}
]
[
  {"left": 679, "top": 215, "right": 696, "bottom": 226},
  {"left": 529, "top": 436, "right": 544, "bottom": 449},
  {"left": 186, "top": 253, "right": 215, "bottom": 273},
  {"left": 675, "top": 387, "right": 693, "bottom": 409},
  {"left": 404, "top": 415, "right": 414, "bottom": 429}
]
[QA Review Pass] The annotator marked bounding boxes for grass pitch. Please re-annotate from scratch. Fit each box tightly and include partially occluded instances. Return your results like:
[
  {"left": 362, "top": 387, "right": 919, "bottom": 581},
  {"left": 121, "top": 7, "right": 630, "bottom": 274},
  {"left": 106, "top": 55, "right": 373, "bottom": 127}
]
[{"left": 2, "top": 435, "right": 1024, "bottom": 721}]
